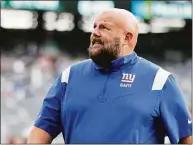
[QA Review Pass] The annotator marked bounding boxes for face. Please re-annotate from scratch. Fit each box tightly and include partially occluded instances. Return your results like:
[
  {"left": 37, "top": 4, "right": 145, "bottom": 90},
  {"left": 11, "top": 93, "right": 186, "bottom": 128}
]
[{"left": 88, "top": 14, "right": 123, "bottom": 68}]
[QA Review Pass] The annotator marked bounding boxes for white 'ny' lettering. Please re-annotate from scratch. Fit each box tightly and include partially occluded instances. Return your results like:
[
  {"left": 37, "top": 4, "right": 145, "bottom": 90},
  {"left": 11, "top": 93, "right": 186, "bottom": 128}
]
[{"left": 121, "top": 73, "right": 135, "bottom": 83}]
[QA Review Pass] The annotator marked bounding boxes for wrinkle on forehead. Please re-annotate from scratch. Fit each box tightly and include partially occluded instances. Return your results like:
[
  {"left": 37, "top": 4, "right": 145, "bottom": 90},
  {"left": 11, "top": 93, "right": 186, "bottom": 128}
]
[
  {"left": 95, "top": 8, "right": 139, "bottom": 36},
  {"left": 94, "top": 19, "right": 114, "bottom": 27}
]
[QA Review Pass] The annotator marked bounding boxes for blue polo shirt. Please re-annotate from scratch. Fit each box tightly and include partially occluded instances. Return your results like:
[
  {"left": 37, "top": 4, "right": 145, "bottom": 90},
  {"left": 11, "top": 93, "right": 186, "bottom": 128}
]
[{"left": 34, "top": 52, "right": 192, "bottom": 144}]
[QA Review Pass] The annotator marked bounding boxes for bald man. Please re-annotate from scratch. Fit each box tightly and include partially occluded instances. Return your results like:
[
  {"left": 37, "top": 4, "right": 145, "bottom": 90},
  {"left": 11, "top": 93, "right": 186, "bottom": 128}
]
[{"left": 27, "top": 8, "right": 192, "bottom": 144}]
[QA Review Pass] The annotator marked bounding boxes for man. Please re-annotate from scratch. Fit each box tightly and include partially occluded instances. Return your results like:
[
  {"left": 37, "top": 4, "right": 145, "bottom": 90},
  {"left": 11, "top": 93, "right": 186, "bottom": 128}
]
[{"left": 27, "top": 8, "right": 192, "bottom": 144}]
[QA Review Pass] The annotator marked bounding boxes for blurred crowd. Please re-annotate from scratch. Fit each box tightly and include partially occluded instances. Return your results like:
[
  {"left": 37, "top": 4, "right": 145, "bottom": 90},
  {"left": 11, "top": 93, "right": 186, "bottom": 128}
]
[{"left": 1, "top": 43, "right": 192, "bottom": 143}]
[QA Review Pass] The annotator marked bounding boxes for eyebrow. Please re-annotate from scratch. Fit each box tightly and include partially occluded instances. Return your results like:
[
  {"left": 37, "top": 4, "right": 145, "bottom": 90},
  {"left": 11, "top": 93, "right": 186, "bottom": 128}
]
[{"left": 93, "top": 22, "right": 113, "bottom": 28}]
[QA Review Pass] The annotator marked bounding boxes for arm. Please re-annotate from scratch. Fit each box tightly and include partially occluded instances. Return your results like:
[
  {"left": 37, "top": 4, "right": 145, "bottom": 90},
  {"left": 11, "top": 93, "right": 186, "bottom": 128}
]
[
  {"left": 27, "top": 67, "right": 70, "bottom": 143},
  {"left": 159, "top": 74, "right": 192, "bottom": 144},
  {"left": 27, "top": 126, "right": 52, "bottom": 144},
  {"left": 179, "top": 136, "right": 192, "bottom": 144}
]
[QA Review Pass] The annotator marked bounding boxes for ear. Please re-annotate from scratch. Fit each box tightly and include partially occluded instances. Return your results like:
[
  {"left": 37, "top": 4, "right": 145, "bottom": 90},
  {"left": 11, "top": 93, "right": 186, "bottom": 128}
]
[
  {"left": 125, "top": 32, "right": 133, "bottom": 48},
  {"left": 125, "top": 32, "right": 133, "bottom": 43}
]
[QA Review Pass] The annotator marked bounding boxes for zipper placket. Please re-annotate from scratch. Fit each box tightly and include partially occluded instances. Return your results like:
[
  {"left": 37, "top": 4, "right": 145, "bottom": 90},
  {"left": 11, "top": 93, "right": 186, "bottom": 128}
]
[{"left": 98, "top": 72, "right": 111, "bottom": 103}]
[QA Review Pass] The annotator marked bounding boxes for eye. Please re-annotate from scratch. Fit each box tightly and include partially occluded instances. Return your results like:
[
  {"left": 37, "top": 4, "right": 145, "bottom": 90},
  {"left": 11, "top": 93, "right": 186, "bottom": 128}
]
[
  {"left": 101, "top": 25, "right": 106, "bottom": 29},
  {"left": 93, "top": 24, "right": 97, "bottom": 29},
  {"left": 93, "top": 24, "right": 96, "bottom": 29},
  {"left": 100, "top": 24, "right": 110, "bottom": 30}
]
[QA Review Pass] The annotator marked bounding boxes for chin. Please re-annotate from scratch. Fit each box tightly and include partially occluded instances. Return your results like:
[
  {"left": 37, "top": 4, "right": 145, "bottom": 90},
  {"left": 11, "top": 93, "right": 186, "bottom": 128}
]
[
  {"left": 88, "top": 47, "right": 113, "bottom": 68},
  {"left": 88, "top": 46, "right": 103, "bottom": 57}
]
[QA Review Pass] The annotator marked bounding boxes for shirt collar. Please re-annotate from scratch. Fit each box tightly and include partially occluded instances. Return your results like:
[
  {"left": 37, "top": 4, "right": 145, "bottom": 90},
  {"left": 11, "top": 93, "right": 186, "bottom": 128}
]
[{"left": 93, "top": 51, "right": 138, "bottom": 72}]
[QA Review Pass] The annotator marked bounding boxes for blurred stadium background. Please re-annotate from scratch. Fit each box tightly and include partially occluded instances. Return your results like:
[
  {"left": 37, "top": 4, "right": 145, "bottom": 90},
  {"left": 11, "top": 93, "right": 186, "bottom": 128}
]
[{"left": 0, "top": 0, "right": 192, "bottom": 144}]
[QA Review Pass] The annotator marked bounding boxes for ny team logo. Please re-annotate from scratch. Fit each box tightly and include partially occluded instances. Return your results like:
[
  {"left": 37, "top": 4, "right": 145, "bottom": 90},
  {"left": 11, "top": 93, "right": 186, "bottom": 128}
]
[{"left": 120, "top": 73, "right": 135, "bottom": 87}]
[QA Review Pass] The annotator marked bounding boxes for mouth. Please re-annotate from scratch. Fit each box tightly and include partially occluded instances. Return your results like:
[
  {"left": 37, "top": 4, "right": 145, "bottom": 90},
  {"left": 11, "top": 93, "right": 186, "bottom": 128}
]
[{"left": 92, "top": 38, "right": 103, "bottom": 46}]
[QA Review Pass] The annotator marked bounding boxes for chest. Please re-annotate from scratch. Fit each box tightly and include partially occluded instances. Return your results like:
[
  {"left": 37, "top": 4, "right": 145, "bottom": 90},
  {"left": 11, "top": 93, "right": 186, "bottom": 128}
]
[{"left": 62, "top": 72, "right": 159, "bottom": 123}]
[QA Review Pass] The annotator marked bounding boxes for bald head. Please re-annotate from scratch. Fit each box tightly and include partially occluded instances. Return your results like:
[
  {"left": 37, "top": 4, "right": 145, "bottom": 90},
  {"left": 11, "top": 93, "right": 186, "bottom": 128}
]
[
  {"left": 93, "top": 8, "right": 139, "bottom": 51},
  {"left": 98, "top": 8, "right": 139, "bottom": 38},
  {"left": 88, "top": 8, "right": 139, "bottom": 68}
]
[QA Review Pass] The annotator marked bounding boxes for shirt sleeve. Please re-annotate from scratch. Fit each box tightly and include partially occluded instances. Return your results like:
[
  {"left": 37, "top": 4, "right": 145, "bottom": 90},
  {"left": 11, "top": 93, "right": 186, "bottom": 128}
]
[
  {"left": 34, "top": 73, "right": 67, "bottom": 139},
  {"left": 159, "top": 75, "right": 192, "bottom": 144}
]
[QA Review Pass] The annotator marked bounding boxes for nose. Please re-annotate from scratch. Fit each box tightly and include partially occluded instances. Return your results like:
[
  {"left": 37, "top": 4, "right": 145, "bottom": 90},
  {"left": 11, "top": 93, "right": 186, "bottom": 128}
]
[{"left": 92, "top": 27, "right": 101, "bottom": 37}]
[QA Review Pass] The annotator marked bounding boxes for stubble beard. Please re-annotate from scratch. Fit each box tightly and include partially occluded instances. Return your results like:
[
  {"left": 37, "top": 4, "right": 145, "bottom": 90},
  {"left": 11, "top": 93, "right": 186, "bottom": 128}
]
[{"left": 88, "top": 37, "right": 121, "bottom": 68}]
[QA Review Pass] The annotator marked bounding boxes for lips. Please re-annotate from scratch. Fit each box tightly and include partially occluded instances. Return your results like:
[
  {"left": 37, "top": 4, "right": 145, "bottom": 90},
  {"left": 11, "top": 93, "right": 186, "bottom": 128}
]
[
  {"left": 92, "top": 38, "right": 103, "bottom": 46},
  {"left": 92, "top": 43, "right": 103, "bottom": 48}
]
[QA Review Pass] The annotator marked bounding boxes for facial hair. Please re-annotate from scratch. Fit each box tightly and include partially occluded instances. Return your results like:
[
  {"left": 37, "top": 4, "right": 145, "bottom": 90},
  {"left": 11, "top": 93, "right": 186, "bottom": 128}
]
[{"left": 88, "top": 37, "right": 121, "bottom": 68}]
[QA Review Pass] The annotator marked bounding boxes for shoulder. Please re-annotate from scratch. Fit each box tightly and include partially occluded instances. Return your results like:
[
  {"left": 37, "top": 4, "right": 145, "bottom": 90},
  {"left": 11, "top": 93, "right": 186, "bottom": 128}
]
[
  {"left": 152, "top": 67, "right": 172, "bottom": 91},
  {"left": 71, "top": 59, "right": 93, "bottom": 70},
  {"left": 61, "top": 59, "right": 93, "bottom": 83},
  {"left": 138, "top": 57, "right": 160, "bottom": 72},
  {"left": 138, "top": 57, "right": 172, "bottom": 91}
]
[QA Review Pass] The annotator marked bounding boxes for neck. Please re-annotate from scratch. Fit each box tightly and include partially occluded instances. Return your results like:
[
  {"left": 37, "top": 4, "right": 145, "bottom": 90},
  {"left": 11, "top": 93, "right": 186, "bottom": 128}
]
[
  {"left": 93, "top": 51, "right": 138, "bottom": 72},
  {"left": 117, "top": 46, "right": 133, "bottom": 58}
]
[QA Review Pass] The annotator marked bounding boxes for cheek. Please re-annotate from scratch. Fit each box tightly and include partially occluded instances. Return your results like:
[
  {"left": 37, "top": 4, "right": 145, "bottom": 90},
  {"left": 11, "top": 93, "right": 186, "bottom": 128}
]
[
  {"left": 105, "top": 37, "right": 115, "bottom": 45},
  {"left": 89, "top": 35, "right": 93, "bottom": 43},
  {"left": 102, "top": 34, "right": 112, "bottom": 43}
]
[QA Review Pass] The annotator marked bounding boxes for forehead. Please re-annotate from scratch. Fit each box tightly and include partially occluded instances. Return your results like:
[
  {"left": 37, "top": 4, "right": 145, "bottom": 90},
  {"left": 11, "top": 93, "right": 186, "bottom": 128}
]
[{"left": 94, "top": 13, "right": 120, "bottom": 27}]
